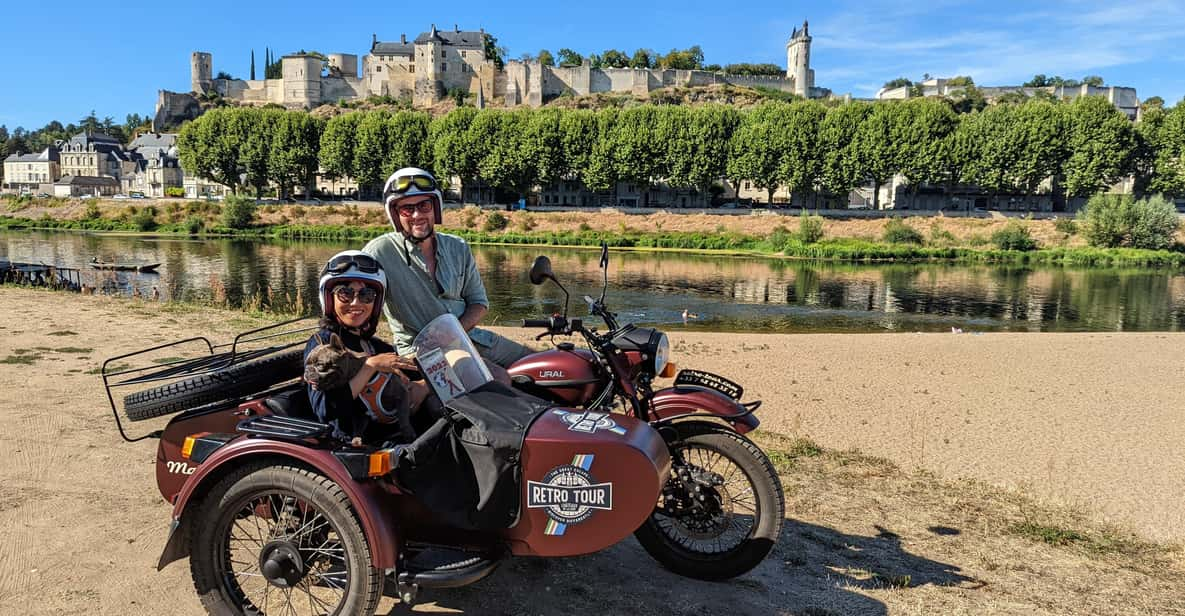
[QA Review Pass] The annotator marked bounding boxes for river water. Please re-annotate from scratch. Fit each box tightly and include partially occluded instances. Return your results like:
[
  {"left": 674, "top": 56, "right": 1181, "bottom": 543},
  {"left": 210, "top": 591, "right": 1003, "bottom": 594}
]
[{"left": 4, "top": 229, "right": 1185, "bottom": 333}]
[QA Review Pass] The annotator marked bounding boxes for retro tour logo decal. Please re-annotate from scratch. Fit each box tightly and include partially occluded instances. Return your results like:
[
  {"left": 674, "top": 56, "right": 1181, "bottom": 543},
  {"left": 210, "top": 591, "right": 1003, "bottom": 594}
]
[
  {"left": 551, "top": 409, "right": 628, "bottom": 436},
  {"left": 527, "top": 454, "right": 614, "bottom": 536}
]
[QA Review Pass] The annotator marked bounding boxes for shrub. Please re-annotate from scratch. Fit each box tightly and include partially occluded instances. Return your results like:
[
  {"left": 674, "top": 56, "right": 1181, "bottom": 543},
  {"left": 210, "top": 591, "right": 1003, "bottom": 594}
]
[
  {"left": 1053, "top": 216, "right": 1078, "bottom": 236},
  {"left": 797, "top": 211, "right": 824, "bottom": 244},
  {"left": 768, "top": 224, "right": 792, "bottom": 250},
  {"left": 81, "top": 203, "right": 102, "bottom": 220},
  {"left": 967, "top": 233, "right": 989, "bottom": 247},
  {"left": 991, "top": 221, "right": 1037, "bottom": 251},
  {"left": 1079, "top": 194, "right": 1180, "bottom": 250},
  {"left": 514, "top": 212, "right": 537, "bottom": 232},
  {"left": 460, "top": 205, "right": 481, "bottom": 228},
  {"left": 164, "top": 187, "right": 185, "bottom": 198},
  {"left": 130, "top": 206, "right": 158, "bottom": 231},
  {"left": 928, "top": 222, "right": 957, "bottom": 246},
  {"left": 482, "top": 212, "right": 508, "bottom": 232},
  {"left": 577, "top": 222, "right": 592, "bottom": 232},
  {"left": 184, "top": 215, "right": 204, "bottom": 234},
  {"left": 220, "top": 195, "right": 257, "bottom": 229},
  {"left": 883, "top": 218, "right": 923, "bottom": 244}
]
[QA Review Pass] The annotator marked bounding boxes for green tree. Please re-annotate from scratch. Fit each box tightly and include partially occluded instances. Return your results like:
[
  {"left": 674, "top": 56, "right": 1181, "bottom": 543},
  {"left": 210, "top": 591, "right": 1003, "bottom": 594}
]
[
  {"left": 320, "top": 112, "right": 363, "bottom": 181},
  {"left": 383, "top": 111, "right": 431, "bottom": 180},
  {"left": 893, "top": 98, "right": 958, "bottom": 206},
  {"left": 601, "top": 49, "right": 630, "bottom": 68},
  {"left": 883, "top": 77, "right": 912, "bottom": 89},
  {"left": 250, "top": 50, "right": 256, "bottom": 80},
  {"left": 1145, "top": 103, "right": 1185, "bottom": 196},
  {"left": 472, "top": 110, "right": 536, "bottom": 199},
  {"left": 269, "top": 111, "right": 323, "bottom": 198},
  {"left": 610, "top": 106, "right": 665, "bottom": 205},
  {"left": 537, "top": 49, "right": 555, "bottom": 67},
  {"left": 430, "top": 107, "right": 480, "bottom": 195},
  {"left": 239, "top": 108, "right": 281, "bottom": 197},
  {"left": 557, "top": 48, "right": 584, "bottom": 67},
  {"left": 722, "top": 63, "right": 783, "bottom": 76},
  {"left": 177, "top": 108, "right": 246, "bottom": 193},
  {"left": 1024, "top": 74, "right": 1050, "bottom": 87},
  {"left": 818, "top": 101, "right": 872, "bottom": 201},
  {"left": 777, "top": 102, "right": 827, "bottom": 207},
  {"left": 656, "top": 46, "right": 704, "bottom": 70},
  {"left": 583, "top": 108, "right": 620, "bottom": 192},
  {"left": 1079, "top": 194, "right": 1180, "bottom": 249},
  {"left": 524, "top": 109, "right": 566, "bottom": 188},
  {"left": 728, "top": 102, "right": 791, "bottom": 205},
  {"left": 629, "top": 49, "right": 654, "bottom": 69},
  {"left": 1009, "top": 100, "right": 1069, "bottom": 195},
  {"left": 663, "top": 104, "right": 739, "bottom": 201},
  {"left": 1141, "top": 96, "right": 1165, "bottom": 113},
  {"left": 853, "top": 101, "right": 906, "bottom": 209},
  {"left": 352, "top": 110, "right": 393, "bottom": 192},
  {"left": 1063, "top": 95, "right": 1136, "bottom": 198},
  {"left": 483, "top": 34, "right": 505, "bottom": 71},
  {"left": 1082, "top": 75, "right": 1104, "bottom": 87}
]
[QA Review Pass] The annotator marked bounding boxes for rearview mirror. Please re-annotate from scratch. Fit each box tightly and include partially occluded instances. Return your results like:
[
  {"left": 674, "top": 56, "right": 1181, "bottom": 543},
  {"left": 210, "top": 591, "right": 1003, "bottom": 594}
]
[{"left": 528, "top": 256, "right": 554, "bottom": 285}]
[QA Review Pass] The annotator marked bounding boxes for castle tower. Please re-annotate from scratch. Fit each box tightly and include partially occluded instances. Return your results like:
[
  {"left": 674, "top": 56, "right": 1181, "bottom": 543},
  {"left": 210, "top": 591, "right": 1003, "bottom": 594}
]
[
  {"left": 414, "top": 24, "right": 442, "bottom": 107},
  {"left": 785, "top": 21, "right": 813, "bottom": 97},
  {"left": 282, "top": 54, "right": 323, "bottom": 108},
  {"left": 191, "top": 52, "right": 213, "bottom": 95}
]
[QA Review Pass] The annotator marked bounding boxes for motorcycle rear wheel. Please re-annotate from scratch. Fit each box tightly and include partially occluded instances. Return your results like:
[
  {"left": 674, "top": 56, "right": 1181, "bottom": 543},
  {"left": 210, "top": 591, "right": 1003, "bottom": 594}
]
[
  {"left": 189, "top": 463, "right": 382, "bottom": 616},
  {"left": 634, "top": 422, "right": 785, "bottom": 581}
]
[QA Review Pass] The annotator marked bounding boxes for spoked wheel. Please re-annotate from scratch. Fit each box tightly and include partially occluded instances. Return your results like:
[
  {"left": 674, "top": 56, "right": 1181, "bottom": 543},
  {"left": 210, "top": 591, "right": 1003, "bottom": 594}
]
[
  {"left": 634, "top": 422, "right": 785, "bottom": 581},
  {"left": 190, "top": 464, "right": 381, "bottom": 616}
]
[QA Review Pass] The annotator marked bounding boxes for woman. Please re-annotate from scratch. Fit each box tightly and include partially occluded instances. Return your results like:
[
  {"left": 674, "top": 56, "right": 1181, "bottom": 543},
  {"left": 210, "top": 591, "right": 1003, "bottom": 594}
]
[{"left": 304, "top": 250, "right": 430, "bottom": 447}]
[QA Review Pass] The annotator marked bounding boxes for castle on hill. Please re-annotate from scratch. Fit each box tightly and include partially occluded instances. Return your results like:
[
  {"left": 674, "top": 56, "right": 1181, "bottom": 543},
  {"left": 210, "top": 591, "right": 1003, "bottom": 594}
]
[{"left": 156, "top": 22, "right": 827, "bottom": 126}]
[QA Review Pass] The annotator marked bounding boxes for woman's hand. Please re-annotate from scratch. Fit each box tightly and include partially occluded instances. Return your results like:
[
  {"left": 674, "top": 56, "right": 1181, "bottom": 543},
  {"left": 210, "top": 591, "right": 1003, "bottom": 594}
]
[{"left": 366, "top": 353, "right": 418, "bottom": 374}]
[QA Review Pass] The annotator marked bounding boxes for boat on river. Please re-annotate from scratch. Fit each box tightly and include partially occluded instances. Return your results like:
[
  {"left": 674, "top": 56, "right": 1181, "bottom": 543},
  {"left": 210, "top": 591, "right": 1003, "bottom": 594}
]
[{"left": 89, "top": 259, "right": 160, "bottom": 273}]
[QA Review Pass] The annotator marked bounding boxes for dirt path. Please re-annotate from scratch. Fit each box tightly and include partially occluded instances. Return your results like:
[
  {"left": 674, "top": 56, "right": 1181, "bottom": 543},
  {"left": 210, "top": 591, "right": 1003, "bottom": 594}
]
[{"left": 0, "top": 288, "right": 1182, "bottom": 615}]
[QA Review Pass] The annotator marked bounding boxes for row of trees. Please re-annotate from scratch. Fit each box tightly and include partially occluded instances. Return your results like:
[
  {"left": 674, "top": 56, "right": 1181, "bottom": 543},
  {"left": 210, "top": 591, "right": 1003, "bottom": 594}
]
[
  {"left": 1, "top": 112, "right": 152, "bottom": 158},
  {"left": 523, "top": 46, "right": 711, "bottom": 71},
  {"left": 176, "top": 97, "right": 1185, "bottom": 209}
]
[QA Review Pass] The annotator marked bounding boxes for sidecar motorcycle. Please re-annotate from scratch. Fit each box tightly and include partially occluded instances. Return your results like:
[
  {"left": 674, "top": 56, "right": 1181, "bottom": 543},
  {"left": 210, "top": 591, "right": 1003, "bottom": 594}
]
[{"left": 104, "top": 250, "right": 784, "bottom": 616}]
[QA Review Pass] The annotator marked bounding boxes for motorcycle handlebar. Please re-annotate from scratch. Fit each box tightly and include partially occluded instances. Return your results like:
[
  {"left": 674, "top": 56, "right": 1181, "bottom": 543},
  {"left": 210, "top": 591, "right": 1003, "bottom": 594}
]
[{"left": 522, "top": 319, "right": 552, "bottom": 328}]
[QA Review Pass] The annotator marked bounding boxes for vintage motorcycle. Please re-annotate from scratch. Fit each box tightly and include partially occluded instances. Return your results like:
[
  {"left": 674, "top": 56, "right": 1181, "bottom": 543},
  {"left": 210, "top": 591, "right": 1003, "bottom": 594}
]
[
  {"left": 102, "top": 248, "right": 783, "bottom": 616},
  {"left": 507, "top": 246, "right": 784, "bottom": 579}
]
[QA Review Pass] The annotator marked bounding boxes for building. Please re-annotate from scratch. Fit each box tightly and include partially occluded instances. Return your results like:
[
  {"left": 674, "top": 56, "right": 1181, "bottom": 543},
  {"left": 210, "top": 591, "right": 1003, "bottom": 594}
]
[
  {"left": 877, "top": 77, "right": 1140, "bottom": 119},
  {"left": 3, "top": 146, "right": 60, "bottom": 193},
  {"left": 52, "top": 175, "right": 120, "bottom": 198},
  {"left": 58, "top": 132, "right": 132, "bottom": 181},
  {"left": 123, "top": 133, "right": 183, "bottom": 197},
  {"left": 158, "top": 21, "right": 830, "bottom": 122}
]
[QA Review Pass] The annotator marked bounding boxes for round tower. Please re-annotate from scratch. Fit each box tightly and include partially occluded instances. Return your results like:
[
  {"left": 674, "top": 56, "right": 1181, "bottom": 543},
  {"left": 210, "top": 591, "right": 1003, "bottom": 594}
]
[
  {"left": 785, "top": 21, "right": 812, "bottom": 97},
  {"left": 282, "top": 54, "right": 323, "bottom": 108},
  {"left": 328, "top": 53, "right": 358, "bottom": 79},
  {"left": 191, "top": 52, "right": 213, "bottom": 94}
]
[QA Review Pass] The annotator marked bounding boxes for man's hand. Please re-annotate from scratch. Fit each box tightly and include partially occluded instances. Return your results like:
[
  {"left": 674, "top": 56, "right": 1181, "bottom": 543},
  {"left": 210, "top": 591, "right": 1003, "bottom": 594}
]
[{"left": 459, "top": 304, "right": 488, "bottom": 331}]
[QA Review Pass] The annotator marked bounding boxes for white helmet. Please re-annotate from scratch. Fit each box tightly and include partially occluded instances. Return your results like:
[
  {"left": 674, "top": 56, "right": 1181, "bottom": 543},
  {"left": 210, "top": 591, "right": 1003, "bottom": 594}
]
[
  {"left": 382, "top": 167, "right": 443, "bottom": 235},
  {"left": 317, "top": 250, "right": 386, "bottom": 333}
]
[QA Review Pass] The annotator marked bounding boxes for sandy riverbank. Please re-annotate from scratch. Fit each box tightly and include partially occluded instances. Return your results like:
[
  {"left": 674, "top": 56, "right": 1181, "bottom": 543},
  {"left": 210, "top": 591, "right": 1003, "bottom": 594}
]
[{"left": 1, "top": 287, "right": 1182, "bottom": 614}]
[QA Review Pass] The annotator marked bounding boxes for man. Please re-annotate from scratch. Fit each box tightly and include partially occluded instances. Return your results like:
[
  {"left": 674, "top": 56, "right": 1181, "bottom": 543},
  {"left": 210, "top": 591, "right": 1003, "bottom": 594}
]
[{"left": 362, "top": 167, "right": 532, "bottom": 371}]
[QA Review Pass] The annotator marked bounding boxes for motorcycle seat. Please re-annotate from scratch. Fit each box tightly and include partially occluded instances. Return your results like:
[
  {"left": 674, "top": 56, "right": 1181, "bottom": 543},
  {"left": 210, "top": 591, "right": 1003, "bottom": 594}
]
[{"left": 263, "top": 386, "right": 316, "bottom": 420}]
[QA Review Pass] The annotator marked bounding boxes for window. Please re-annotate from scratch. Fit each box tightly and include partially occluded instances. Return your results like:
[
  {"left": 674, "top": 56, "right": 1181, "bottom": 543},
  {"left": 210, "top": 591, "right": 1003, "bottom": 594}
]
[
  {"left": 441, "top": 63, "right": 447, "bottom": 72},
  {"left": 743, "top": 181, "right": 751, "bottom": 190},
  {"left": 410, "top": 64, "right": 415, "bottom": 73},
  {"left": 441, "top": 50, "right": 446, "bottom": 58},
  {"left": 376, "top": 65, "right": 382, "bottom": 72}
]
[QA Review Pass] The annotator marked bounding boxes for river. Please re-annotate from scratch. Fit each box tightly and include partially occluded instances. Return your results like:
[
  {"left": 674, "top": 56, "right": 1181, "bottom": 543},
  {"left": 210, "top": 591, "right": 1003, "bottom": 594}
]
[{"left": 4, "top": 230, "right": 1185, "bottom": 333}]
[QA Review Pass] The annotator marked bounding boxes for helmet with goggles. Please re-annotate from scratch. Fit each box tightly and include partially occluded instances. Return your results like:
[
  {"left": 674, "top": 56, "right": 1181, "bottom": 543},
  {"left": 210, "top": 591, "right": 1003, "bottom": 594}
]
[
  {"left": 382, "top": 167, "right": 443, "bottom": 236},
  {"left": 317, "top": 250, "right": 386, "bottom": 333}
]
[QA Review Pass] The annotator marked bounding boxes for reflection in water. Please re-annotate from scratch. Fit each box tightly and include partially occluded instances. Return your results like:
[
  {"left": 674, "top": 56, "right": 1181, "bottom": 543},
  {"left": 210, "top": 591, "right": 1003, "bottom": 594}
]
[{"left": 3, "top": 230, "right": 1185, "bottom": 333}]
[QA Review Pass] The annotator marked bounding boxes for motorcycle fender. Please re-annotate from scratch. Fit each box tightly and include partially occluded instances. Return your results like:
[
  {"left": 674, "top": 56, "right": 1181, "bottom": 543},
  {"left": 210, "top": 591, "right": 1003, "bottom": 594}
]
[
  {"left": 649, "top": 386, "right": 760, "bottom": 434},
  {"left": 157, "top": 438, "right": 400, "bottom": 571}
]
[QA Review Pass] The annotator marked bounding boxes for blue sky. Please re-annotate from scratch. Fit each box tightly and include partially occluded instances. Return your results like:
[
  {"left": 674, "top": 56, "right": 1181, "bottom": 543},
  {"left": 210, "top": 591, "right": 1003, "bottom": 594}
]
[{"left": 1, "top": 0, "right": 1182, "bottom": 131}]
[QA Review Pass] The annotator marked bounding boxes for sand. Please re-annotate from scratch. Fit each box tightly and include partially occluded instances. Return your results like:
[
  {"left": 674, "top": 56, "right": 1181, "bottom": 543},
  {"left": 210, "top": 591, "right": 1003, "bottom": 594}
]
[{"left": 0, "top": 287, "right": 1182, "bottom": 615}]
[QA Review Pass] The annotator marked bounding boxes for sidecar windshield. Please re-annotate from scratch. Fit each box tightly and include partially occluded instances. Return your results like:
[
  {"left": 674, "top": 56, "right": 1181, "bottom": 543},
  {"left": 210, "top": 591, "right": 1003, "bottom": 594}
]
[{"left": 412, "top": 313, "right": 494, "bottom": 402}]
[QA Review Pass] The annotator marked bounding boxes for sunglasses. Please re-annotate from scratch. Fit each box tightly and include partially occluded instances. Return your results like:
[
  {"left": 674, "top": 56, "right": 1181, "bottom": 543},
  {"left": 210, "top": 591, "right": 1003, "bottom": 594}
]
[
  {"left": 395, "top": 200, "right": 435, "bottom": 217},
  {"left": 388, "top": 174, "right": 437, "bottom": 195},
  {"left": 324, "top": 253, "right": 380, "bottom": 275},
  {"left": 332, "top": 285, "right": 378, "bottom": 304}
]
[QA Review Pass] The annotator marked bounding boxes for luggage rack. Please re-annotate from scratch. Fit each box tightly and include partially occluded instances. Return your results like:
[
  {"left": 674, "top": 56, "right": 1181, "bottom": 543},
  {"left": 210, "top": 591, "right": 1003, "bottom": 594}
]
[{"left": 102, "top": 317, "right": 318, "bottom": 442}]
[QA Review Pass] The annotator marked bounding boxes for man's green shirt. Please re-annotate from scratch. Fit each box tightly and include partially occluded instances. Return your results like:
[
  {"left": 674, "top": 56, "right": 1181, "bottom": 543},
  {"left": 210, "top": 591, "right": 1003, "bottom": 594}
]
[{"left": 361, "top": 231, "right": 495, "bottom": 356}]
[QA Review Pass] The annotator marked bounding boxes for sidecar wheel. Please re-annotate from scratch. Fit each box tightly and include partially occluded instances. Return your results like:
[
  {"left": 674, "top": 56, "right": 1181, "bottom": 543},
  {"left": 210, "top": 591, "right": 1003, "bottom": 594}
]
[
  {"left": 190, "top": 463, "right": 381, "bottom": 616},
  {"left": 634, "top": 423, "right": 785, "bottom": 581}
]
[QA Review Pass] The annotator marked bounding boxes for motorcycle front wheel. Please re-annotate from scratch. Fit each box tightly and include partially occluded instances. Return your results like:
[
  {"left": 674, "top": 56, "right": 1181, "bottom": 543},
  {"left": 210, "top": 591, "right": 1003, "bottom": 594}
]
[
  {"left": 634, "top": 422, "right": 785, "bottom": 581},
  {"left": 189, "top": 463, "right": 382, "bottom": 616}
]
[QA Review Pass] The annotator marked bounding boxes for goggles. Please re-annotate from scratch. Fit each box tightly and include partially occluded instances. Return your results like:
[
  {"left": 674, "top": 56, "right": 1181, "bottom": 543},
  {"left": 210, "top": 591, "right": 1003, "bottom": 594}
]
[
  {"left": 332, "top": 285, "right": 379, "bottom": 304},
  {"left": 323, "top": 253, "right": 381, "bottom": 276},
  {"left": 387, "top": 174, "right": 437, "bottom": 195}
]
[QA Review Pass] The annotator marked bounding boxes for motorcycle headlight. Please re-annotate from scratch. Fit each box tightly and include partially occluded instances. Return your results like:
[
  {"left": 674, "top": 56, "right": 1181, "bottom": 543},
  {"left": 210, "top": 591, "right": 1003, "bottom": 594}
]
[{"left": 652, "top": 332, "right": 670, "bottom": 376}]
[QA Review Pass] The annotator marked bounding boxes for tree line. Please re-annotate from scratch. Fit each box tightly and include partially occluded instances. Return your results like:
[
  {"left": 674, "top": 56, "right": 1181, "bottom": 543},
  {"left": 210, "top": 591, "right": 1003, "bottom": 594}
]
[{"left": 175, "top": 96, "right": 1185, "bottom": 207}]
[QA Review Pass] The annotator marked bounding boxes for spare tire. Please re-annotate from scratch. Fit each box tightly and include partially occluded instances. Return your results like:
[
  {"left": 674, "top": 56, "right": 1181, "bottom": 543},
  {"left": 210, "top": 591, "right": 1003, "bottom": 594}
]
[{"left": 123, "top": 348, "right": 304, "bottom": 421}]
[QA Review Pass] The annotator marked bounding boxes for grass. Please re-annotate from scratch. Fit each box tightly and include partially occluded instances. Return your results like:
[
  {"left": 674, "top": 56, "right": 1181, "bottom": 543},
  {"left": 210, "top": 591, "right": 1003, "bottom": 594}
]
[
  {"left": 52, "top": 346, "right": 93, "bottom": 354},
  {"left": 46, "top": 330, "right": 78, "bottom": 336}
]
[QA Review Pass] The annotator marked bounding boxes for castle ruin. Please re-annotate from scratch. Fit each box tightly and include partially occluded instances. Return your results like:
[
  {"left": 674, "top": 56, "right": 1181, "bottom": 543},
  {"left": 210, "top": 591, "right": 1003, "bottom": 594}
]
[{"left": 155, "top": 21, "right": 827, "bottom": 127}]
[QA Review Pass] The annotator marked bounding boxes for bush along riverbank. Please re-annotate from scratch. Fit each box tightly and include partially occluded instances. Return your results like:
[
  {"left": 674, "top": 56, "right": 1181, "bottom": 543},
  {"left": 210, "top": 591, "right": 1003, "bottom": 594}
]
[{"left": 3, "top": 194, "right": 1185, "bottom": 268}]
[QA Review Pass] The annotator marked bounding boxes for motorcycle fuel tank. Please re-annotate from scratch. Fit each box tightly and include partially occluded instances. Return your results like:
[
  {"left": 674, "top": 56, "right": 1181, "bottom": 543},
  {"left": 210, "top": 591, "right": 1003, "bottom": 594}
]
[
  {"left": 506, "top": 409, "right": 669, "bottom": 557},
  {"left": 507, "top": 347, "right": 602, "bottom": 406}
]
